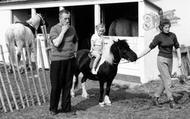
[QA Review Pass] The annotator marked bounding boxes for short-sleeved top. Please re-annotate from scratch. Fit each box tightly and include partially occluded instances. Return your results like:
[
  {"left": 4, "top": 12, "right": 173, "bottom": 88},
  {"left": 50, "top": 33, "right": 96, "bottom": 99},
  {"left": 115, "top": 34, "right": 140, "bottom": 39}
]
[
  {"left": 49, "top": 23, "right": 78, "bottom": 61},
  {"left": 149, "top": 32, "right": 179, "bottom": 59},
  {"left": 91, "top": 34, "right": 104, "bottom": 54}
]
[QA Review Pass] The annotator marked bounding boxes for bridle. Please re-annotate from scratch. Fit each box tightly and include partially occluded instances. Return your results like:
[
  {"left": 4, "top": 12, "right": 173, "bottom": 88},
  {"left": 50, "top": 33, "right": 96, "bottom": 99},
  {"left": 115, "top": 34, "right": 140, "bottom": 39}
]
[{"left": 113, "top": 41, "right": 130, "bottom": 64}]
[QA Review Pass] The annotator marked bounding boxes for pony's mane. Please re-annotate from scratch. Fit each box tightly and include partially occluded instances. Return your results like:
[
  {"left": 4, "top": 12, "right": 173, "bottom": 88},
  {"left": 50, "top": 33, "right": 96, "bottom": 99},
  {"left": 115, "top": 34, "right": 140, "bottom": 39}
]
[{"left": 101, "top": 40, "right": 114, "bottom": 64}]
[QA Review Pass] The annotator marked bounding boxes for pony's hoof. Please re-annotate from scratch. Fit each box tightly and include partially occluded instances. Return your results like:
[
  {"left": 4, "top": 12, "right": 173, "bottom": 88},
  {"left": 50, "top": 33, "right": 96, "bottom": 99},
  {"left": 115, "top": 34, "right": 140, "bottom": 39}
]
[
  {"left": 70, "top": 91, "right": 75, "bottom": 98},
  {"left": 104, "top": 95, "right": 111, "bottom": 106},
  {"left": 99, "top": 102, "right": 105, "bottom": 107},
  {"left": 105, "top": 102, "right": 111, "bottom": 106}
]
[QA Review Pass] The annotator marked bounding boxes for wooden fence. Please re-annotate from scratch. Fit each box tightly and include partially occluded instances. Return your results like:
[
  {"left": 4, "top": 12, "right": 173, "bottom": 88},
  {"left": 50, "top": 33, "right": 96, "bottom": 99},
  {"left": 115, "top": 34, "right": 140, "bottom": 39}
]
[{"left": 0, "top": 26, "right": 51, "bottom": 113}]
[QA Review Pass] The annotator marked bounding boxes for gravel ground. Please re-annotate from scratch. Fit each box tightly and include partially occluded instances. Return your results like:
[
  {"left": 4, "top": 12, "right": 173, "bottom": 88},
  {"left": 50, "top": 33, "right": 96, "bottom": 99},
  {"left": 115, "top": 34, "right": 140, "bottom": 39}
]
[{"left": 1, "top": 78, "right": 190, "bottom": 119}]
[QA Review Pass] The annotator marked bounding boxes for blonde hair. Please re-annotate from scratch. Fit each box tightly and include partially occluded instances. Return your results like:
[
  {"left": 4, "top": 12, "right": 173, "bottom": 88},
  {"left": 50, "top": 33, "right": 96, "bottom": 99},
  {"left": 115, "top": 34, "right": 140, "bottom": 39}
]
[{"left": 95, "top": 23, "right": 105, "bottom": 32}]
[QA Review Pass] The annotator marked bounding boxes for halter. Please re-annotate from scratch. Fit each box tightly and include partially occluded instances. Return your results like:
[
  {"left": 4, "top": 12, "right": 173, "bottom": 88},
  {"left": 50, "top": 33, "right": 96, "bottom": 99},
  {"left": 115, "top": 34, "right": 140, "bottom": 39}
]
[{"left": 112, "top": 41, "right": 130, "bottom": 64}]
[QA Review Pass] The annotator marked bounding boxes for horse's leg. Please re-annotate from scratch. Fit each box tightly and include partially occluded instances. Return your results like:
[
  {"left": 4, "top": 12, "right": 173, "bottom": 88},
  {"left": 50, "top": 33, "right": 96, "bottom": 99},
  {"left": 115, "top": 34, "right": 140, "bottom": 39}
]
[
  {"left": 104, "top": 80, "right": 113, "bottom": 106},
  {"left": 24, "top": 49, "right": 30, "bottom": 71},
  {"left": 81, "top": 76, "right": 89, "bottom": 98},
  {"left": 70, "top": 74, "right": 78, "bottom": 98},
  {"left": 99, "top": 81, "right": 105, "bottom": 107},
  {"left": 15, "top": 41, "right": 24, "bottom": 73}
]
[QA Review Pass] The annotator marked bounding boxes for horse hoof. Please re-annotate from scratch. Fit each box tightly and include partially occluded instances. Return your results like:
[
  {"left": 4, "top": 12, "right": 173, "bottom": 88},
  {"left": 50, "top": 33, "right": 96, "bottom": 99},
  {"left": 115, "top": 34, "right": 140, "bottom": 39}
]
[
  {"left": 99, "top": 102, "right": 105, "bottom": 107},
  {"left": 104, "top": 95, "right": 111, "bottom": 106},
  {"left": 105, "top": 102, "right": 111, "bottom": 106},
  {"left": 71, "top": 92, "right": 75, "bottom": 98}
]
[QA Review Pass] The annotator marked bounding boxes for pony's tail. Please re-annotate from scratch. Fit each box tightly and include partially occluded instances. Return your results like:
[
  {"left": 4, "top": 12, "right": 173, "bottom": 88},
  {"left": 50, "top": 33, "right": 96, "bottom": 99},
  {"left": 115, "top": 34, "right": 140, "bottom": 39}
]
[{"left": 5, "top": 30, "right": 16, "bottom": 65}]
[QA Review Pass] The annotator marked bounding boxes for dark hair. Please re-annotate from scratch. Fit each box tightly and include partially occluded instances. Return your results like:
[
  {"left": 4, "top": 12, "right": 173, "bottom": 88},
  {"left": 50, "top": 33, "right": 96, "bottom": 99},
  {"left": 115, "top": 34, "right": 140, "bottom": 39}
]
[
  {"left": 159, "top": 18, "right": 171, "bottom": 31},
  {"left": 59, "top": 9, "right": 70, "bottom": 18}
]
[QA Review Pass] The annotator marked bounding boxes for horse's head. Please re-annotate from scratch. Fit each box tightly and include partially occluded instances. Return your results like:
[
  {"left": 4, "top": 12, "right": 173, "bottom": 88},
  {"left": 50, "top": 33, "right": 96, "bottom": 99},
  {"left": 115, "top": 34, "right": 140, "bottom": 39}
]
[
  {"left": 111, "top": 39, "right": 137, "bottom": 62},
  {"left": 27, "top": 13, "right": 48, "bottom": 30}
]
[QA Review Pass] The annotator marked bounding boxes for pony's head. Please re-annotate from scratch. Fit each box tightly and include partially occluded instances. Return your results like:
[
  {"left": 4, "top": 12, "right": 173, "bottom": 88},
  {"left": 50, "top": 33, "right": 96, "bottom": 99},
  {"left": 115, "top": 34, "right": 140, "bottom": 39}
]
[{"left": 111, "top": 39, "right": 137, "bottom": 62}]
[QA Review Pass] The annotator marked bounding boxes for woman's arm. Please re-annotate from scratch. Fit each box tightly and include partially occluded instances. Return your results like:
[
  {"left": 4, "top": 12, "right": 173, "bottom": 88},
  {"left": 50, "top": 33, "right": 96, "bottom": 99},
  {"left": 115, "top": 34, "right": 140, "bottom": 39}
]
[
  {"left": 176, "top": 48, "right": 182, "bottom": 67},
  {"left": 138, "top": 47, "right": 152, "bottom": 59}
]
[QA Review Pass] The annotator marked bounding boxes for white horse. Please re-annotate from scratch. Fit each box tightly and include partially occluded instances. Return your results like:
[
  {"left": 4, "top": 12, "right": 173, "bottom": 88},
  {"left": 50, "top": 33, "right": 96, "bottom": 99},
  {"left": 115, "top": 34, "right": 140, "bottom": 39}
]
[{"left": 5, "top": 13, "right": 45, "bottom": 72}]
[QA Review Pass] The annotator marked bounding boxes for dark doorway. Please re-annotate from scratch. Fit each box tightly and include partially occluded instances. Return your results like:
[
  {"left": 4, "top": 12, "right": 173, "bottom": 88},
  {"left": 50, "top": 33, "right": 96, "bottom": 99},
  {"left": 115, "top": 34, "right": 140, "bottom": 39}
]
[
  {"left": 102, "top": 2, "right": 138, "bottom": 36},
  {"left": 36, "top": 7, "right": 59, "bottom": 33},
  {"left": 12, "top": 9, "right": 31, "bottom": 23},
  {"left": 72, "top": 5, "right": 94, "bottom": 50}
]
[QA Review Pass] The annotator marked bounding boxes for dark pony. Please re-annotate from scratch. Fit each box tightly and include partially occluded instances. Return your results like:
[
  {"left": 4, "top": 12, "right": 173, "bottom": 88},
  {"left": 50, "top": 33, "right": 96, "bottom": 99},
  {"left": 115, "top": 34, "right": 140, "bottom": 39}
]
[{"left": 71, "top": 39, "right": 137, "bottom": 107}]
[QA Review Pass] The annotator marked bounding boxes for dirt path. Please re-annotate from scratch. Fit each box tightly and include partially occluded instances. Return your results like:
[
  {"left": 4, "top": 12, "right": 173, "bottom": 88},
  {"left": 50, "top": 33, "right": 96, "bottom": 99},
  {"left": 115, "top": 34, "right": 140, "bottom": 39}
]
[{"left": 1, "top": 80, "right": 190, "bottom": 119}]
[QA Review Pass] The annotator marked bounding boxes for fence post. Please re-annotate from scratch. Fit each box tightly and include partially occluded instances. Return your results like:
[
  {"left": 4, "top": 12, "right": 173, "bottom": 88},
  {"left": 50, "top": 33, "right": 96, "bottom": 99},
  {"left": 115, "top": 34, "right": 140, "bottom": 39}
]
[
  {"left": 20, "top": 50, "right": 35, "bottom": 106},
  {"left": 15, "top": 55, "right": 29, "bottom": 107},
  {"left": 25, "top": 38, "right": 41, "bottom": 106},
  {"left": 0, "top": 45, "right": 17, "bottom": 111},
  {"left": 0, "top": 88, "right": 7, "bottom": 112},
  {"left": 8, "top": 48, "right": 25, "bottom": 109},
  {"left": 38, "top": 39, "right": 50, "bottom": 95}
]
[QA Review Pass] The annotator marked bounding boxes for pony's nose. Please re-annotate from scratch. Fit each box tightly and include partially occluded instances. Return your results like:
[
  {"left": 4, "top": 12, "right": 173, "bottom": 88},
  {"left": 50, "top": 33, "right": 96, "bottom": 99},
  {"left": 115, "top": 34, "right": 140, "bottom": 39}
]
[{"left": 130, "top": 53, "right": 137, "bottom": 62}]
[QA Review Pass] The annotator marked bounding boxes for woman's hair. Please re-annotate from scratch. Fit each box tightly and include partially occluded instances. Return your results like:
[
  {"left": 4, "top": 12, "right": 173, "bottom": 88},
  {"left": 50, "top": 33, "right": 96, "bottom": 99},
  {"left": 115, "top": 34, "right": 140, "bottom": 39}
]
[
  {"left": 159, "top": 18, "right": 171, "bottom": 31},
  {"left": 95, "top": 23, "right": 105, "bottom": 31}
]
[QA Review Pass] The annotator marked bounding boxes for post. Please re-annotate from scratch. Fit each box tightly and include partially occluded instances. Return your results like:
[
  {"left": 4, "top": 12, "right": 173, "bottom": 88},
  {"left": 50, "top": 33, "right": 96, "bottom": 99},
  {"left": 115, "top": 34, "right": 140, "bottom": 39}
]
[
  {"left": 20, "top": 50, "right": 35, "bottom": 106},
  {"left": 0, "top": 45, "right": 17, "bottom": 111},
  {"left": 25, "top": 39, "right": 41, "bottom": 106},
  {"left": 15, "top": 54, "right": 29, "bottom": 107},
  {"left": 0, "top": 88, "right": 7, "bottom": 112},
  {"left": 138, "top": 0, "right": 145, "bottom": 83},
  {"left": 94, "top": 4, "right": 101, "bottom": 33},
  {"left": 7, "top": 45, "right": 25, "bottom": 109},
  {"left": 38, "top": 39, "right": 50, "bottom": 94}
]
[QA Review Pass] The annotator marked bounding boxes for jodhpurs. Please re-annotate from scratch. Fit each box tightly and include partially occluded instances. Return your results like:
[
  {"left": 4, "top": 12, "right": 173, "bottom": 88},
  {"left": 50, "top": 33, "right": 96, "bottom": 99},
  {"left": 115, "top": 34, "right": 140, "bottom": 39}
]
[{"left": 155, "top": 56, "right": 173, "bottom": 100}]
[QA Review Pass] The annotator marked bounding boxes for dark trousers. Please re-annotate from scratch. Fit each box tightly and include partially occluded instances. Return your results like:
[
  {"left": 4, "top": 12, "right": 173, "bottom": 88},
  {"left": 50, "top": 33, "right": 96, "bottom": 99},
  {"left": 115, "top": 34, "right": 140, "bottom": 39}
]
[{"left": 49, "top": 58, "right": 75, "bottom": 112}]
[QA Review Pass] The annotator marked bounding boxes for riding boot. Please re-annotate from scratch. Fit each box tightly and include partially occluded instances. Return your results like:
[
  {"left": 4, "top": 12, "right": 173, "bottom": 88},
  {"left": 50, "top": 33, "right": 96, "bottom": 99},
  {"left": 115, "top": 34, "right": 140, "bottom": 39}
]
[
  {"left": 169, "top": 100, "right": 181, "bottom": 109},
  {"left": 152, "top": 96, "right": 162, "bottom": 107}
]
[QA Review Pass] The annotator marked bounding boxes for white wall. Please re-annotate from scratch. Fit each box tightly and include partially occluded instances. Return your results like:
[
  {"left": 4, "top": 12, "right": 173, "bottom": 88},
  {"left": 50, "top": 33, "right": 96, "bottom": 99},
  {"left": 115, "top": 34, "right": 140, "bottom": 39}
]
[
  {"left": 0, "top": 10, "right": 12, "bottom": 63},
  {"left": 141, "top": 2, "right": 160, "bottom": 83},
  {"left": 154, "top": 0, "right": 190, "bottom": 46}
]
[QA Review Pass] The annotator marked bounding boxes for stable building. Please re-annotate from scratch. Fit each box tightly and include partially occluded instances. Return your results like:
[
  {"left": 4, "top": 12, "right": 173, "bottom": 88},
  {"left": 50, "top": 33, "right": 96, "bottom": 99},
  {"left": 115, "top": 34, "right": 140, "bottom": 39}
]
[{"left": 0, "top": 0, "right": 162, "bottom": 84}]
